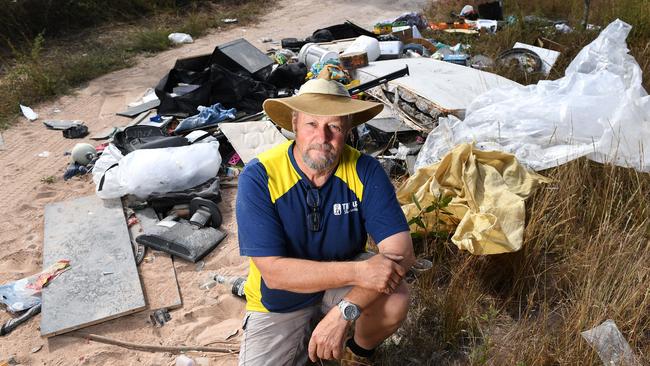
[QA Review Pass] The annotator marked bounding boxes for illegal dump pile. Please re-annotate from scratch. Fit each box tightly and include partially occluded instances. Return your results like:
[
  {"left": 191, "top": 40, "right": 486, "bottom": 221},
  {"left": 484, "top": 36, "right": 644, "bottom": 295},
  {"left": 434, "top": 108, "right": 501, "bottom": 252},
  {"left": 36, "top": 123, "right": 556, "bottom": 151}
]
[{"left": 2, "top": 3, "right": 650, "bottom": 365}]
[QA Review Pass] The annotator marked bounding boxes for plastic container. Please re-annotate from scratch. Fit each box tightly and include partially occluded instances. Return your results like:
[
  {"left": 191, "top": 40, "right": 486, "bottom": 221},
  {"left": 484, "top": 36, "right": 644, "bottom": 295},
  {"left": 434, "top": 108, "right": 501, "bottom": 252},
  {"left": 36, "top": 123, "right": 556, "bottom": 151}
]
[
  {"left": 342, "top": 35, "right": 380, "bottom": 62},
  {"left": 298, "top": 43, "right": 339, "bottom": 69},
  {"left": 378, "top": 41, "right": 403, "bottom": 60}
]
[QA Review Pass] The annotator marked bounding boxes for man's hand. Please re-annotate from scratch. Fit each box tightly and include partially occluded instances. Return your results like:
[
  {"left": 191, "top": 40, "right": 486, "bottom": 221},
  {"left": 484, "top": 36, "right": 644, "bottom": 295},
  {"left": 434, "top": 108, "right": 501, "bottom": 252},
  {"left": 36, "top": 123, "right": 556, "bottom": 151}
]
[
  {"left": 355, "top": 253, "right": 406, "bottom": 294},
  {"left": 308, "top": 306, "right": 350, "bottom": 362}
]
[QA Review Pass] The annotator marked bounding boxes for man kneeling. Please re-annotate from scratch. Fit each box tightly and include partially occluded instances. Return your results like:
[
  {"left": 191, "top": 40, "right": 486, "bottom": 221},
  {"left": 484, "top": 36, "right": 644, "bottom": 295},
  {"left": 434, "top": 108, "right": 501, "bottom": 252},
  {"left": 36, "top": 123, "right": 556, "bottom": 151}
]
[{"left": 236, "top": 77, "right": 415, "bottom": 365}]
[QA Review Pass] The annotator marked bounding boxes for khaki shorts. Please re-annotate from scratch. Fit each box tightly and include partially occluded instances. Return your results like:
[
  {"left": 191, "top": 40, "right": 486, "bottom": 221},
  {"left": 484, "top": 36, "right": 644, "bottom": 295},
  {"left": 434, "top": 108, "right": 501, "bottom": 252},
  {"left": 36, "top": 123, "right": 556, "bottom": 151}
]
[{"left": 238, "top": 286, "right": 352, "bottom": 366}]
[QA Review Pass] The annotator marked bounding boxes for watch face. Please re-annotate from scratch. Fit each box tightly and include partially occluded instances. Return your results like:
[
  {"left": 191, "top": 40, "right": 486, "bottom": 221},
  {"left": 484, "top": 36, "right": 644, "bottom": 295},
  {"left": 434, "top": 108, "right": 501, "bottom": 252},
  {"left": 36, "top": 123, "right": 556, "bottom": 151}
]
[{"left": 344, "top": 304, "right": 359, "bottom": 320}]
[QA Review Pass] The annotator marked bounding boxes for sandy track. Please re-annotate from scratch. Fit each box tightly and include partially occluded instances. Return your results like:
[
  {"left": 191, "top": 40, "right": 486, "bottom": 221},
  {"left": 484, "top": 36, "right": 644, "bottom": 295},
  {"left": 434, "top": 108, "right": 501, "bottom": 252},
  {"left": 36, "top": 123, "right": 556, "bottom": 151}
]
[{"left": 0, "top": 1, "right": 426, "bottom": 364}]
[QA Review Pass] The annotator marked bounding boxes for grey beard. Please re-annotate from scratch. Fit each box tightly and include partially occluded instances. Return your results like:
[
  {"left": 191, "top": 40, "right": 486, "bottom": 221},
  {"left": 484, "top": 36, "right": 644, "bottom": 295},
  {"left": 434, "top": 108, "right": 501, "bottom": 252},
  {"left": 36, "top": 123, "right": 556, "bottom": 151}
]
[{"left": 303, "top": 144, "right": 336, "bottom": 172}]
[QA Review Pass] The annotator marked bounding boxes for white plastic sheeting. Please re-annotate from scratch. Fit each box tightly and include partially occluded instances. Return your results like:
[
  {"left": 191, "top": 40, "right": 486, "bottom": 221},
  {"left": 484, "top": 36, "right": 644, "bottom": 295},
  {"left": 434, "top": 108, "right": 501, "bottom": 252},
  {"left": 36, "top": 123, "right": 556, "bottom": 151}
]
[
  {"left": 416, "top": 19, "right": 650, "bottom": 172},
  {"left": 93, "top": 141, "right": 221, "bottom": 199}
]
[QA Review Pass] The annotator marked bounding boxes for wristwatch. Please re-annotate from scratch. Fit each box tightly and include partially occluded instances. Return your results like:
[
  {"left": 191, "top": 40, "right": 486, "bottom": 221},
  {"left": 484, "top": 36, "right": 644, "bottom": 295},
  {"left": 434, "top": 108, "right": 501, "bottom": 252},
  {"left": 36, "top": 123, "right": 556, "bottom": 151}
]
[{"left": 338, "top": 300, "right": 361, "bottom": 321}]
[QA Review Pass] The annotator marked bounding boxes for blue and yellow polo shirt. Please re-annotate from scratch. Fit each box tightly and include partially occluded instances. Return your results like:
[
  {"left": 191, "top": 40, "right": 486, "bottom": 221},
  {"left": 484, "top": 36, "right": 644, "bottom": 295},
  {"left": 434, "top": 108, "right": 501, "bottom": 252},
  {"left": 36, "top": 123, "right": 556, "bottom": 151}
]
[{"left": 236, "top": 140, "right": 408, "bottom": 313}]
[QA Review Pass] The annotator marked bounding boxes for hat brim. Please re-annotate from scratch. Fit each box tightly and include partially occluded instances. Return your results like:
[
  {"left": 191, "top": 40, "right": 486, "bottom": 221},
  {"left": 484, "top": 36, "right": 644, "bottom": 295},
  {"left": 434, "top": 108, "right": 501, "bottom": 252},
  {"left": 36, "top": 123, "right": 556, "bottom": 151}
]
[{"left": 263, "top": 94, "right": 384, "bottom": 131}]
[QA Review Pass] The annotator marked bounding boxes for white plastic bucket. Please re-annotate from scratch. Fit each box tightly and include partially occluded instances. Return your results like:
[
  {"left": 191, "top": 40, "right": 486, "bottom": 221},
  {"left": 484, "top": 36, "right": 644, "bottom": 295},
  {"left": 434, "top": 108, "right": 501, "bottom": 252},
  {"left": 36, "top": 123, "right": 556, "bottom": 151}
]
[
  {"left": 342, "top": 35, "right": 380, "bottom": 62},
  {"left": 298, "top": 43, "right": 339, "bottom": 68}
]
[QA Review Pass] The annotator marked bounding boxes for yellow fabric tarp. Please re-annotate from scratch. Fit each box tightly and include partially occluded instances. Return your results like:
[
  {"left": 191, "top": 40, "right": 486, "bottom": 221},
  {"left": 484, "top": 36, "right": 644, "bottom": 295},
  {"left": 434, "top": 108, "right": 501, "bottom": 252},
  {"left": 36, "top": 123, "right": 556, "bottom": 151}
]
[{"left": 397, "top": 144, "right": 551, "bottom": 255}]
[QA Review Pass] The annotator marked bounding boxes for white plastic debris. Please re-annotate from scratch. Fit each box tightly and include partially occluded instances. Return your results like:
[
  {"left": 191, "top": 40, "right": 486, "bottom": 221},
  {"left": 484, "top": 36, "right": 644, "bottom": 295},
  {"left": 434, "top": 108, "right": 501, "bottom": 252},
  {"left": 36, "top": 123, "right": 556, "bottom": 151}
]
[
  {"left": 175, "top": 355, "right": 196, "bottom": 366},
  {"left": 581, "top": 320, "right": 641, "bottom": 366},
  {"left": 416, "top": 19, "right": 650, "bottom": 173},
  {"left": 92, "top": 141, "right": 221, "bottom": 199},
  {"left": 168, "top": 33, "right": 193, "bottom": 44},
  {"left": 222, "top": 18, "right": 238, "bottom": 24},
  {"left": 37, "top": 151, "right": 50, "bottom": 158},
  {"left": 20, "top": 104, "right": 38, "bottom": 121}
]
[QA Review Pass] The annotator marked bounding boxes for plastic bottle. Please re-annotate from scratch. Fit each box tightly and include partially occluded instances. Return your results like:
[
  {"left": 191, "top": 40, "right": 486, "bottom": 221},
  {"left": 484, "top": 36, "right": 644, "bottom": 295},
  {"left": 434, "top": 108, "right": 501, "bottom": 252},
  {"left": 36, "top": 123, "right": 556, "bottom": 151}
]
[{"left": 214, "top": 275, "right": 246, "bottom": 299}]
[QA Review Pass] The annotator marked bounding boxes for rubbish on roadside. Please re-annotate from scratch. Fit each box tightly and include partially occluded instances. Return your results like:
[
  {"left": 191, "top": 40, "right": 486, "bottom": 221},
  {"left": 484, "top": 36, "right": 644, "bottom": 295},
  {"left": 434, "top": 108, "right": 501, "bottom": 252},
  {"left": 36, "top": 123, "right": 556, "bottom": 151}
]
[
  {"left": 410, "top": 258, "right": 433, "bottom": 273},
  {"left": 150, "top": 308, "right": 171, "bottom": 327},
  {"left": 443, "top": 54, "right": 469, "bottom": 66},
  {"left": 266, "top": 62, "right": 308, "bottom": 90},
  {"left": 374, "top": 22, "right": 392, "bottom": 35},
  {"left": 37, "top": 151, "right": 50, "bottom": 158},
  {"left": 298, "top": 43, "right": 339, "bottom": 69},
  {"left": 347, "top": 65, "right": 409, "bottom": 95},
  {"left": 469, "top": 55, "right": 494, "bottom": 70},
  {"left": 465, "top": 19, "right": 498, "bottom": 33},
  {"left": 93, "top": 141, "right": 221, "bottom": 199},
  {"left": 398, "top": 143, "right": 551, "bottom": 255},
  {"left": 0, "top": 133, "right": 5, "bottom": 151},
  {"left": 459, "top": 5, "right": 478, "bottom": 20},
  {"left": 307, "top": 59, "right": 350, "bottom": 84},
  {"left": 477, "top": 1, "right": 503, "bottom": 20},
  {"left": 417, "top": 19, "right": 650, "bottom": 173},
  {"left": 30, "top": 345, "right": 42, "bottom": 353},
  {"left": 174, "top": 103, "right": 236, "bottom": 134},
  {"left": 205, "top": 274, "right": 246, "bottom": 298},
  {"left": 354, "top": 58, "right": 520, "bottom": 131},
  {"left": 222, "top": 18, "right": 237, "bottom": 23},
  {"left": 0, "top": 304, "right": 41, "bottom": 336},
  {"left": 555, "top": 23, "right": 573, "bottom": 33},
  {"left": 155, "top": 47, "right": 276, "bottom": 117},
  {"left": 42, "top": 120, "right": 83, "bottom": 130},
  {"left": 168, "top": 33, "right": 193, "bottom": 44},
  {"left": 63, "top": 162, "right": 90, "bottom": 181},
  {"left": 41, "top": 195, "right": 146, "bottom": 337},
  {"left": 581, "top": 320, "right": 641, "bottom": 366},
  {"left": 340, "top": 52, "right": 369, "bottom": 70},
  {"left": 343, "top": 35, "right": 380, "bottom": 62},
  {"left": 219, "top": 120, "right": 287, "bottom": 164},
  {"left": 378, "top": 41, "right": 403, "bottom": 60},
  {"left": 133, "top": 208, "right": 183, "bottom": 310},
  {"left": 260, "top": 37, "right": 272, "bottom": 43},
  {"left": 19, "top": 104, "right": 38, "bottom": 121},
  {"left": 272, "top": 49, "right": 296, "bottom": 65},
  {"left": 497, "top": 47, "right": 543, "bottom": 73},
  {"left": 71, "top": 143, "right": 97, "bottom": 165},
  {"left": 176, "top": 355, "right": 196, "bottom": 366},
  {"left": 62, "top": 124, "right": 89, "bottom": 139},
  {"left": 0, "top": 260, "right": 70, "bottom": 313},
  {"left": 116, "top": 99, "right": 160, "bottom": 118},
  {"left": 136, "top": 198, "right": 227, "bottom": 263},
  {"left": 211, "top": 38, "right": 274, "bottom": 81},
  {"left": 512, "top": 42, "right": 560, "bottom": 75},
  {"left": 391, "top": 25, "right": 413, "bottom": 41}
]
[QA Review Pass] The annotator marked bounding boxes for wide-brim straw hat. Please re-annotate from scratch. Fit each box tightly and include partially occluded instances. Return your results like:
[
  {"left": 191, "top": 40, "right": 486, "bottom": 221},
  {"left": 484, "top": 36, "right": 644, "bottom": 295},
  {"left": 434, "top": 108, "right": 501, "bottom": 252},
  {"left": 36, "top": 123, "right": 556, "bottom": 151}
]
[{"left": 263, "top": 78, "right": 383, "bottom": 131}]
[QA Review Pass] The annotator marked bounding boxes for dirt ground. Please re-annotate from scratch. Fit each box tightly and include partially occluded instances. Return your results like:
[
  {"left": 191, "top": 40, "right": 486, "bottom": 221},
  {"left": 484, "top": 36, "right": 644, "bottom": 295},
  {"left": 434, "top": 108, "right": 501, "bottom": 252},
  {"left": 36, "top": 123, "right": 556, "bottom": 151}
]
[{"left": 0, "top": 1, "right": 426, "bottom": 365}]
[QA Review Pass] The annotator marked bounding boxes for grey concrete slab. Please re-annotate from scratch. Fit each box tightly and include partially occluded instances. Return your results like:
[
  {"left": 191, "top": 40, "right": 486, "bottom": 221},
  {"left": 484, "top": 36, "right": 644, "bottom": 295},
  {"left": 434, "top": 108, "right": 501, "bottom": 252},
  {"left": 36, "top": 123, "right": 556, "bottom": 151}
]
[{"left": 41, "top": 195, "right": 145, "bottom": 337}]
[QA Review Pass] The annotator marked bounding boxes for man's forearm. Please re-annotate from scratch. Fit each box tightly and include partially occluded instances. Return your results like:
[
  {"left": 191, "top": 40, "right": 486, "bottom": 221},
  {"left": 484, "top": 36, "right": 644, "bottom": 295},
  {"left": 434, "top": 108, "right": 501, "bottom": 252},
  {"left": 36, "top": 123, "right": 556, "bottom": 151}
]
[{"left": 254, "top": 257, "right": 360, "bottom": 293}]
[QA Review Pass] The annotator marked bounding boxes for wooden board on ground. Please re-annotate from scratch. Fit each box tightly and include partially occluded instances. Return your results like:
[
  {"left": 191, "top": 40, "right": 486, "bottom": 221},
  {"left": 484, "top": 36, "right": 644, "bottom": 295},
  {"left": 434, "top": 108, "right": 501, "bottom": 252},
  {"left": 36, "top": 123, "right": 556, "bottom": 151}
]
[
  {"left": 116, "top": 99, "right": 160, "bottom": 117},
  {"left": 131, "top": 208, "right": 182, "bottom": 310},
  {"left": 139, "top": 251, "right": 182, "bottom": 310},
  {"left": 41, "top": 195, "right": 146, "bottom": 337}
]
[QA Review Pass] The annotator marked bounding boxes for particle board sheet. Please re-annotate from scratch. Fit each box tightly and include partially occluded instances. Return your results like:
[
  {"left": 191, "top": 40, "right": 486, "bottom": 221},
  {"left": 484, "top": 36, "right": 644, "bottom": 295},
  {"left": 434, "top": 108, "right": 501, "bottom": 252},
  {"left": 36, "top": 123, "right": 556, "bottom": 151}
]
[
  {"left": 139, "top": 251, "right": 182, "bottom": 311},
  {"left": 41, "top": 195, "right": 146, "bottom": 337},
  {"left": 354, "top": 58, "right": 522, "bottom": 114},
  {"left": 219, "top": 120, "right": 287, "bottom": 164},
  {"left": 133, "top": 208, "right": 182, "bottom": 310}
]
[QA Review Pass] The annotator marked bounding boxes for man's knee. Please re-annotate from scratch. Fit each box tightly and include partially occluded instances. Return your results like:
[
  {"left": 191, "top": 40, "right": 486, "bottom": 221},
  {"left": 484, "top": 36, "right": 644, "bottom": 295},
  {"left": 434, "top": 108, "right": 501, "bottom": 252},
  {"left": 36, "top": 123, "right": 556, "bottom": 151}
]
[{"left": 384, "top": 282, "right": 410, "bottom": 329}]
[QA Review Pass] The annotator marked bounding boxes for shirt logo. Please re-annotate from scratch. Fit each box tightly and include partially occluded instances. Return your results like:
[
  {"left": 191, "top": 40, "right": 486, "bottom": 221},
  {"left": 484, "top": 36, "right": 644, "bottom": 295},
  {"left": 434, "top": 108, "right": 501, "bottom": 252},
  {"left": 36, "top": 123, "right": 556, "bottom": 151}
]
[
  {"left": 333, "top": 201, "right": 358, "bottom": 215},
  {"left": 333, "top": 203, "right": 342, "bottom": 216}
]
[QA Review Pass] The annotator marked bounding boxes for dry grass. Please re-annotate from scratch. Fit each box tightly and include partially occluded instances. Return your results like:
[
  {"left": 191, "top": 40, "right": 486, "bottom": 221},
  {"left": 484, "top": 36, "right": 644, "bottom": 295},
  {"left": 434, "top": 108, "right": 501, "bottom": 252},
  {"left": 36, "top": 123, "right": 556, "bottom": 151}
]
[
  {"left": 380, "top": 159, "right": 650, "bottom": 365},
  {"left": 375, "top": 1, "right": 650, "bottom": 364}
]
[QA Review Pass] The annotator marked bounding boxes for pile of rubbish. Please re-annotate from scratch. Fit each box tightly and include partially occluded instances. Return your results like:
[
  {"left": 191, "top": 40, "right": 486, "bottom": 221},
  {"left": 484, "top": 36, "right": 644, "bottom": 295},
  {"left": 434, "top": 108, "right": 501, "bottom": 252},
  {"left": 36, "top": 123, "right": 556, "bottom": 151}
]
[{"left": 4, "top": 5, "right": 649, "bottom": 363}]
